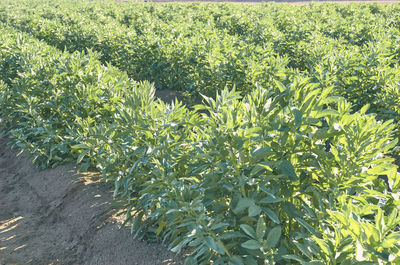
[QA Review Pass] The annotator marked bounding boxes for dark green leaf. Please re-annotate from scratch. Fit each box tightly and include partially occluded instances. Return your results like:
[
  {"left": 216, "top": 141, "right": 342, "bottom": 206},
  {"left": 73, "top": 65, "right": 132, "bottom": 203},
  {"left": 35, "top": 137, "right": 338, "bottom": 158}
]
[
  {"left": 241, "top": 240, "right": 261, "bottom": 250},
  {"left": 265, "top": 226, "right": 281, "bottom": 249}
]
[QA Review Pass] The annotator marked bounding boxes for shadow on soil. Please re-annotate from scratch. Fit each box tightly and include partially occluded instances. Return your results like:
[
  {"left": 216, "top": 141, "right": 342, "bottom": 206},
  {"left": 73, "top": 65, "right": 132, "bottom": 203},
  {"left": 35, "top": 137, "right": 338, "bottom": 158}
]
[{"left": 0, "top": 137, "right": 184, "bottom": 265}]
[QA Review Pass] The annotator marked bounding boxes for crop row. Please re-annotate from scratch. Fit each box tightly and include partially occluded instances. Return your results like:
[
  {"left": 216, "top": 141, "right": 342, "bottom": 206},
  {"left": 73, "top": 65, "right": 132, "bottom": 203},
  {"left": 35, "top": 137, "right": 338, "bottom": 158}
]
[
  {"left": 1, "top": 17, "right": 400, "bottom": 264},
  {"left": 2, "top": 0, "right": 399, "bottom": 177},
  {"left": 1, "top": 1, "right": 399, "bottom": 119},
  {"left": 0, "top": 1, "right": 286, "bottom": 103}
]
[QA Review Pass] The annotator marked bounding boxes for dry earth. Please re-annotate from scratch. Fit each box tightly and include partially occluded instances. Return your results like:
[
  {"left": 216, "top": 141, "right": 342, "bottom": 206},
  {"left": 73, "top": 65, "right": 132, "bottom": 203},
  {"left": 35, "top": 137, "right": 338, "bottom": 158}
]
[{"left": 0, "top": 136, "right": 184, "bottom": 265}]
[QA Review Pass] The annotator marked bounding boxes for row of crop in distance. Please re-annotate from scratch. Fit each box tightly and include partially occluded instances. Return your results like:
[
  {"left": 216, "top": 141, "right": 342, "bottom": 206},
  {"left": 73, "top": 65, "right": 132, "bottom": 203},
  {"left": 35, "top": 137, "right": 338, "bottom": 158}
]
[
  {"left": 1, "top": 23, "right": 400, "bottom": 264},
  {"left": 0, "top": 1, "right": 285, "bottom": 102},
  {"left": 1, "top": 1, "right": 400, "bottom": 119},
  {"left": 3, "top": 0, "right": 400, "bottom": 167}
]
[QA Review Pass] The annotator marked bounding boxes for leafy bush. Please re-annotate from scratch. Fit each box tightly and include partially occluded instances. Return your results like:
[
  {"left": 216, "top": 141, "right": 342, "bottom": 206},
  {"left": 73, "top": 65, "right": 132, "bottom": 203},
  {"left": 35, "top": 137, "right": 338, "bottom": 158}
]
[
  {"left": 76, "top": 80, "right": 400, "bottom": 263},
  {"left": 0, "top": 30, "right": 134, "bottom": 168}
]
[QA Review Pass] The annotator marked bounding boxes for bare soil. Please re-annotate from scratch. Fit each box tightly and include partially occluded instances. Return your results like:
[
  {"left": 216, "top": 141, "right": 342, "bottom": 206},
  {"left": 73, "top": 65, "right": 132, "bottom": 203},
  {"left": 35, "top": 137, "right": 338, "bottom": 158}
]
[
  {"left": 0, "top": 136, "right": 184, "bottom": 265},
  {"left": 155, "top": 89, "right": 184, "bottom": 103}
]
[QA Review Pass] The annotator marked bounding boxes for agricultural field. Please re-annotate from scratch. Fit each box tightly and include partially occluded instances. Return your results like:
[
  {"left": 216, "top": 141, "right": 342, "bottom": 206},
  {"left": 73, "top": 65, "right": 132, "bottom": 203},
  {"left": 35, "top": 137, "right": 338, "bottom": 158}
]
[{"left": 0, "top": 0, "right": 400, "bottom": 264}]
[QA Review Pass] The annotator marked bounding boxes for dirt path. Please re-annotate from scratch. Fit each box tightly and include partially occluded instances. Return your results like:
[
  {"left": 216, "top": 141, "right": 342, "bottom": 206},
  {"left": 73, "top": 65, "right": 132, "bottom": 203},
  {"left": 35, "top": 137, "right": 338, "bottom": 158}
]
[{"left": 0, "top": 137, "right": 183, "bottom": 265}]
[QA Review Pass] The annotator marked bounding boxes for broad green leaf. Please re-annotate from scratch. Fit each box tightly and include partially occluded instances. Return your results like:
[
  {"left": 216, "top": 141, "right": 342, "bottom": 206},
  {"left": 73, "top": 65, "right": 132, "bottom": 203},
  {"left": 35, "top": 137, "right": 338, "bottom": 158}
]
[
  {"left": 204, "top": 236, "right": 225, "bottom": 255},
  {"left": 294, "top": 241, "right": 312, "bottom": 259},
  {"left": 229, "top": 256, "right": 244, "bottom": 265},
  {"left": 295, "top": 217, "right": 316, "bottom": 235},
  {"left": 248, "top": 205, "right": 262, "bottom": 217},
  {"left": 219, "top": 231, "right": 246, "bottom": 240},
  {"left": 277, "top": 160, "right": 297, "bottom": 179},
  {"left": 241, "top": 239, "right": 261, "bottom": 250},
  {"left": 292, "top": 108, "right": 302, "bottom": 126},
  {"left": 251, "top": 147, "right": 271, "bottom": 160},
  {"left": 211, "top": 222, "right": 229, "bottom": 231},
  {"left": 234, "top": 198, "right": 254, "bottom": 213},
  {"left": 314, "top": 109, "right": 340, "bottom": 118},
  {"left": 240, "top": 224, "right": 257, "bottom": 239},
  {"left": 77, "top": 149, "right": 89, "bottom": 164},
  {"left": 263, "top": 207, "right": 280, "bottom": 224},
  {"left": 313, "top": 236, "right": 330, "bottom": 255},
  {"left": 256, "top": 217, "right": 266, "bottom": 240},
  {"left": 259, "top": 196, "right": 285, "bottom": 204},
  {"left": 265, "top": 226, "right": 281, "bottom": 249},
  {"left": 381, "top": 233, "right": 400, "bottom": 248}
]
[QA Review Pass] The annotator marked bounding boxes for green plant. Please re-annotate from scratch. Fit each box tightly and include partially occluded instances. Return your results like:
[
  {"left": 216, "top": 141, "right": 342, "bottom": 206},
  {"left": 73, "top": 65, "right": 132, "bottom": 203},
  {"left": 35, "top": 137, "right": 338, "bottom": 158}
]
[
  {"left": 1, "top": 2, "right": 400, "bottom": 264},
  {"left": 75, "top": 79, "right": 400, "bottom": 263}
]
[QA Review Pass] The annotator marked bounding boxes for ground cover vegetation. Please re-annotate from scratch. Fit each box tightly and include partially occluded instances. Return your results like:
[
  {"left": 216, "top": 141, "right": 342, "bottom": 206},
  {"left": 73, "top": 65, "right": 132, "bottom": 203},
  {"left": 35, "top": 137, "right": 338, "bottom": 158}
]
[{"left": 0, "top": 1, "right": 399, "bottom": 264}]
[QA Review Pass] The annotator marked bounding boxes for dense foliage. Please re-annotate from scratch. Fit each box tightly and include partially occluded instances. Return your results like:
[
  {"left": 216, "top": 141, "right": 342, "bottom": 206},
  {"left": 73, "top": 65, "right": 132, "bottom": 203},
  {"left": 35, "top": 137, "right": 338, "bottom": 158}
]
[
  {"left": 0, "top": 1, "right": 400, "bottom": 264},
  {"left": 0, "top": 1, "right": 399, "bottom": 114}
]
